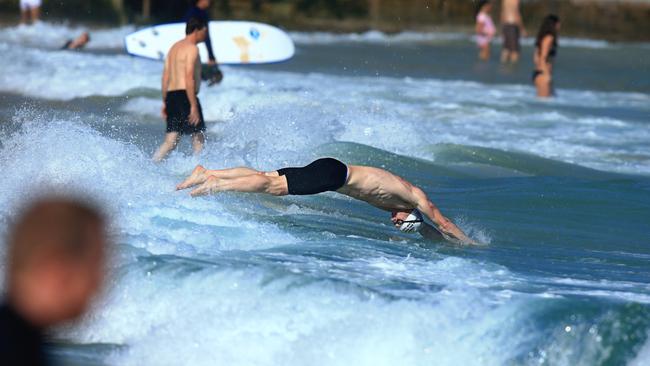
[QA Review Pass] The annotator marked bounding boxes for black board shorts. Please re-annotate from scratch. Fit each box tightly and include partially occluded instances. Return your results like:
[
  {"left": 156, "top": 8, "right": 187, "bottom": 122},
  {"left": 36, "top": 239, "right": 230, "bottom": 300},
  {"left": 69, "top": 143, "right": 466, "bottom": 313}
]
[
  {"left": 165, "top": 90, "right": 206, "bottom": 135},
  {"left": 502, "top": 24, "right": 521, "bottom": 52},
  {"left": 277, "top": 158, "right": 348, "bottom": 195}
]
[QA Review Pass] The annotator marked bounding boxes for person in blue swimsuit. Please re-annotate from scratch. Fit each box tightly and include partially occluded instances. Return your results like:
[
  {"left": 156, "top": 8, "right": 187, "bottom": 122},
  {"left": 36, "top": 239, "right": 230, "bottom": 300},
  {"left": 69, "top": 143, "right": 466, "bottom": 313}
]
[{"left": 185, "top": 0, "right": 217, "bottom": 65}]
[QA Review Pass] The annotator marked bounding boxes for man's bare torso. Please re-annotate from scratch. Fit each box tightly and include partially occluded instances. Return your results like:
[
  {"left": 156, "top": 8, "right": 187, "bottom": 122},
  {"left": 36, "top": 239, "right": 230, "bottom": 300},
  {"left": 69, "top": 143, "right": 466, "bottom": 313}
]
[
  {"left": 337, "top": 165, "right": 418, "bottom": 211},
  {"left": 165, "top": 40, "right": 201, "bottom": 94},
  {"left": 501, "top": 0, "right": 521, "bottom": 24}
]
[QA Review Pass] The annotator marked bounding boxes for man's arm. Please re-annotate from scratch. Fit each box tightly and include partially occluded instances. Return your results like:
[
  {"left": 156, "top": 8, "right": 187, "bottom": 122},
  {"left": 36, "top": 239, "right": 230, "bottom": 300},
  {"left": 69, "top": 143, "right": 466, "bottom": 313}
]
[
  {"left": 516, "top": 1, "right": 527, "bottom": 36},
  {"left": 412, "top": 187, "right": 475, "bottom": 245},
  {"left": 204, "top": 23, "right": 217, "bottom": 64},
  {"left": 537, "top": 36, "right": 554, "bottom": 73},
  {"left": 185, "top": 47, "right": 201, "bottom": 125},
  {"left": 161, "top": 55, "right": 170, "bottom": 119},
  {"left": 476, "top": 17, "right": 484, "bottom": 35}
]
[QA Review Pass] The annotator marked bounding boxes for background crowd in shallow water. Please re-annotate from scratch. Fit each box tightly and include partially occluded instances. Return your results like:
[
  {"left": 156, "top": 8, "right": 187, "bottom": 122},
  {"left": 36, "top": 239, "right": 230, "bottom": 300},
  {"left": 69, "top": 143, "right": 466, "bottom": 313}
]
[
  {"left": 10, "top": 0, "right": 572, "bottom": 98},
  {"left": 475, "top": 0, "right": 561, "bottom": 98}
]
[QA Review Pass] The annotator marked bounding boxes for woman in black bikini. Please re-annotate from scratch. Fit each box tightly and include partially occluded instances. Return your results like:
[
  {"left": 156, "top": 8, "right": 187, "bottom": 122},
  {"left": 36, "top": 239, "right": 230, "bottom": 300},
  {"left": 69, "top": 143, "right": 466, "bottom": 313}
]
[{"left": 533, "top": 15, "right": 560, "bottom": 98}]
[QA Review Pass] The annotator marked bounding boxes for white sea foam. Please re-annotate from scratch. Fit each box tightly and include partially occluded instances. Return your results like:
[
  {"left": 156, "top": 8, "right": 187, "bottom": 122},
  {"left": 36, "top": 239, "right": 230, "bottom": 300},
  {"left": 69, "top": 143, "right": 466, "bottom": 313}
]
[
  {"left": 0, "top": 114, "right": 553, "bottom": 365},
  {"left": 630, "top": 336, "right": 650, "bottom": 366},
  {"left": 1, "top": 37, "right": 648, "bottom": 175},
  {"left": 290, "top": 30, "right": 467, "bottom": 45},
  {"left": 0, "top": 22, "right": 134, "bottom": 49},
  {"left": 59, "top": 253, "right": 543, "bottom": 366},
  {"left": 0, "top": 111, "right": 296, "bottom": 256},
  {"left": 0, "top": 42, "right": 160, "bottom": 100}
]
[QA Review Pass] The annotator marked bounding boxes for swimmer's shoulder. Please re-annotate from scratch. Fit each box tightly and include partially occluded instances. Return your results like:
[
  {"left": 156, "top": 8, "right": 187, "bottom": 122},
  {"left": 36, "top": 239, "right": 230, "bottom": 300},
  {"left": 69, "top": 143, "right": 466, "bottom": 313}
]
[{"left": 167, "top": 40, "right": 184, "bottom": 59}]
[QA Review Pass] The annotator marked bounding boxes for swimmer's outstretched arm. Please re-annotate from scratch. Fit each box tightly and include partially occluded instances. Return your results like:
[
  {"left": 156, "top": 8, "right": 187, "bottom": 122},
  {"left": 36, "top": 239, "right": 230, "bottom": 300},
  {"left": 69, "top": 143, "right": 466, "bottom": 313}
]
[{"left": 412, "top": 188, "right": 476, "bottom": 245}]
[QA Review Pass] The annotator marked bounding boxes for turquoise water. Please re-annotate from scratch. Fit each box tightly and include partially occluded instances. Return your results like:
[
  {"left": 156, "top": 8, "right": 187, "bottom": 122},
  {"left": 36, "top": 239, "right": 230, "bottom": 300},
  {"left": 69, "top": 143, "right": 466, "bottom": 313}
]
[{"left": 1, "top": 23, "right": 649, "bottom": 365}]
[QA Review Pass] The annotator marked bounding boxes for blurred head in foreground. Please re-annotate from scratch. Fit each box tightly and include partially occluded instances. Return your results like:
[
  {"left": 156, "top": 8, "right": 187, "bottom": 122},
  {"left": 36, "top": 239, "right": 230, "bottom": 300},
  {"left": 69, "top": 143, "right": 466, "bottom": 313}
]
[
  {"left": 6, "top": 196, "right": 107, "bottom": 325},
  {"left": 1, "top": 196, "right": 107, "bottom": 365}
]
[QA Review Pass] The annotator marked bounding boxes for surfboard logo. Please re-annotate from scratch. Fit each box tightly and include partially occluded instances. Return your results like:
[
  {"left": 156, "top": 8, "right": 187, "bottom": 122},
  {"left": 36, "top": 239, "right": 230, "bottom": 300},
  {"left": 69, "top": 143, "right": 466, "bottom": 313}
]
[
  {"left": 233, "top": 36, "right": 251, "bottom": 63},
  {"left": 249, "top": 27, "right": 260, "bottom": 41}
]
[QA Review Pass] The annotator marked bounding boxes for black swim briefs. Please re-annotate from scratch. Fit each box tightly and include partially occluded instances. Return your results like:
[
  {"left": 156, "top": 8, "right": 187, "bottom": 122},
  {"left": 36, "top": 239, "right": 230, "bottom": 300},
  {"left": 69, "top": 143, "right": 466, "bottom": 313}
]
[
  {"left": 277, "top": 158, "right": 348, "bottom": 195},
  {"left": 502, "top": 24, "right": 521, "bottom": 52},
  {"left": 165, "top": 90, "right": 206, "bottom": 135}
]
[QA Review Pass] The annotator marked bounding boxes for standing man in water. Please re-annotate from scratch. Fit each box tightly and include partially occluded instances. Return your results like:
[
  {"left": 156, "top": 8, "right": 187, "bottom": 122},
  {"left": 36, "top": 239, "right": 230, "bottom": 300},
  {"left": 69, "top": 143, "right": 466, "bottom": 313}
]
[
  {"left": 176, "top": 158, "right": 477, "bottom": 245},
  {"left": 153, "top": 18, "right": 208, "bottom": 162},
  {"left": 19, "top": 0, "right": 41, "bottom": 24},
  {"left": 185, "top": 0, "right": 218, "bottom": 66},
  {"left": 500, "top": 0, "right": 526, "bottom": 63}
]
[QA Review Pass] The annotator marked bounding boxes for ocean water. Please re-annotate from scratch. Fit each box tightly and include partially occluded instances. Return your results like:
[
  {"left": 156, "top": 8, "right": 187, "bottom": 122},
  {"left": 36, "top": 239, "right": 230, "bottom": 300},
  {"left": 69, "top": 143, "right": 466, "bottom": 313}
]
[{"left": 1, "top": 23, "right": 649, "bottom": 366}]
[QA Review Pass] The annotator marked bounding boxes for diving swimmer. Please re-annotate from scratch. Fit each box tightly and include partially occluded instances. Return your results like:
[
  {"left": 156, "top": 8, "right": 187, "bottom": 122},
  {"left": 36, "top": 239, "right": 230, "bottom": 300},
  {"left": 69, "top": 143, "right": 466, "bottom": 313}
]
[{"left": 177, "top": 158, "right": 476, "bottom": 245}]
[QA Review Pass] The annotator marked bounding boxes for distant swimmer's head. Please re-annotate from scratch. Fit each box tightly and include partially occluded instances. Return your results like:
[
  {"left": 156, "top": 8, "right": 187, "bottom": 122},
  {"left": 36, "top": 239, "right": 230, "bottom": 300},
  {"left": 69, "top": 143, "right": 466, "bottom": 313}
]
[
  {"left": 7, "top": 196, "right": 108, "bottom": 326},
  {"left": 194, "top": 0, "right": 211, "bottom": 10},
  {"left": 391, "top": 209, "right": 424, "bottom": 233},
  {"left": 476, "top": 0, "right": 491, "bottom": 16},
  {"left": 186, "top": 18, "right": 208, "bottom": 42}
]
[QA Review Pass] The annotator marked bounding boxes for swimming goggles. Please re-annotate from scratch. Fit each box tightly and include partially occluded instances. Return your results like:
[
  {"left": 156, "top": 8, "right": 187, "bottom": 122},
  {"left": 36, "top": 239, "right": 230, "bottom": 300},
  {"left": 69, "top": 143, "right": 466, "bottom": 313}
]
[{"left": 394, "top": 219, "right": 423, "bottom": 226}]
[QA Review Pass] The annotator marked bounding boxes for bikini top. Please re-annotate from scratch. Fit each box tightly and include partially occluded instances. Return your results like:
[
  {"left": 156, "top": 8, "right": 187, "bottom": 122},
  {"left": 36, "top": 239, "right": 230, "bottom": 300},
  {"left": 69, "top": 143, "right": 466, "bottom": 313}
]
[
  {"left": 548, "top": 42, "right": 558, "bottom": 59},
  {"left": 536, "top": 35, "right": 558, "bottom": 62}
]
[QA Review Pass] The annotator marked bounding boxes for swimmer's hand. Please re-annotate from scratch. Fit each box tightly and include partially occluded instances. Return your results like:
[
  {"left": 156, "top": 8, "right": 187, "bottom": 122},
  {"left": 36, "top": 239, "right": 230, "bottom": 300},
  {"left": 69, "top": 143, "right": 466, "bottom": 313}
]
[
  {"left": 439, "top": 230, "right": 481, "bottom": 246},
  {"left": 436, "top": 220, "right": 479, "bottom": 246},
  {"left": 188, "top": 106, "right": 200, "bottom": 126},
  {"left": 201, "top": 64, "right": 223, "bottom": 86},
  {"left": 161, "top": 105, "right": 167, "bottom": 120}
]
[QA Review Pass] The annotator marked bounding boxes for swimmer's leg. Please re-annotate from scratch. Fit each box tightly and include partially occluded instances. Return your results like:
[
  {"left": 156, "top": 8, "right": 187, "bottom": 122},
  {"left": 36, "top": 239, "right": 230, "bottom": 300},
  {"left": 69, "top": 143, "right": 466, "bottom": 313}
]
[
  {"left": 153, "top": 132, "right": 180, "bottom": 163},
  {"left": 189, "top": 174, "right": 288, "bottom": 197},
  {"left": 500, "top": 49, "right": 509, "bottom": 63},
  {"left": 535, "top": 72, "right": 552, "bottom": 98},
  {"left": 21, "top": 8, "right": 29, "bottom": 24},
  {"left": 177, "top": 166, "right": 265, "bottom": 190},
  {"left": 479, "top": 44, "right": 490, "bottom": 61},
  {"left": 510, "top": 51, "right": 520, "bottom": 63},
  {"left": 30, "top": 6, "right": 40, "bottom": 22},
  {"left": 191, "top": 132, "right": 205, "bottom": 156}
]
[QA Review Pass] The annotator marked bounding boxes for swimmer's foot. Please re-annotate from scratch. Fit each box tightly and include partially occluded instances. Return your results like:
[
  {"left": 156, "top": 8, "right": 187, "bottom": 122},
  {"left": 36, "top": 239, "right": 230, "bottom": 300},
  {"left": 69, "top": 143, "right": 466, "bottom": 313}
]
[
  {"left": 190, "top": 176, "right": 219, "bottom": 197},
  {"left": 177, "top": 165, "right": 208, "bottom": 190}
]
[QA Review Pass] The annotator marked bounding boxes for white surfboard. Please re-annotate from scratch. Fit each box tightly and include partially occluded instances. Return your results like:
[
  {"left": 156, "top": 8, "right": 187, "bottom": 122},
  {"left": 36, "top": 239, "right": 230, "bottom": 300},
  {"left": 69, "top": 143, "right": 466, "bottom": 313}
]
[{"left": 124, "top": 21, "right": 294, "bottom": 64}]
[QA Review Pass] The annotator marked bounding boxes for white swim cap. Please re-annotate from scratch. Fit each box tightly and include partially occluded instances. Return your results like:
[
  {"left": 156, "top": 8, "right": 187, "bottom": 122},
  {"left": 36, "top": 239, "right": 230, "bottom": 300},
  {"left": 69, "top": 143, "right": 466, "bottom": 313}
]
[{"left": 398, "top": 209, "right": 424, "bottom": 233}]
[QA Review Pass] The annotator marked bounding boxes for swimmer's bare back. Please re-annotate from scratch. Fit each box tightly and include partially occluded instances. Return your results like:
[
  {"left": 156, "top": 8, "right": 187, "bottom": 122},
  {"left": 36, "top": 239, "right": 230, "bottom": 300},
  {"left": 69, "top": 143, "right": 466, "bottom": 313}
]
[
  {"left": 337, "top": 165, "right": 419, "bottom": 212},
  {"left": 501, "top": 0, "right": 522, "bottom": 24},
  {"left": 165, "top": 40, "right": 201, "bottom": 95}
]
